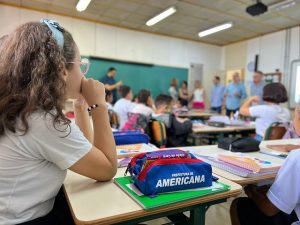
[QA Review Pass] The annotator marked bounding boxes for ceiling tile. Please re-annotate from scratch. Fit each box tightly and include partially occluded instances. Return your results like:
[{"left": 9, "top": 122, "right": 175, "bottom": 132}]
[{"left": 1, "top": 0, "right": 300, "bottom": 45}]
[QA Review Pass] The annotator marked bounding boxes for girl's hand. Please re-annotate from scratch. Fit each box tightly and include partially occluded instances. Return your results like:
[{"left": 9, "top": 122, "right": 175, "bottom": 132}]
[
  {"left": 81, "top": 78, "right": 106, "bottom": 106},
  {"left": 73, "top": 95, "right": 88, "bottom": 111},
  {"left": 251, "top": 96, "right": 260, "bottom": 103}
]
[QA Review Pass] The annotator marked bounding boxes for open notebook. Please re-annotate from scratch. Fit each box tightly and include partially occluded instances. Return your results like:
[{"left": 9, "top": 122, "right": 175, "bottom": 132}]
[
  {"left": 217, "top": 153, "right": 281, "bottom": 173},
  {"left": 195, "top": 154, "right": 277, "bottom": 178}
]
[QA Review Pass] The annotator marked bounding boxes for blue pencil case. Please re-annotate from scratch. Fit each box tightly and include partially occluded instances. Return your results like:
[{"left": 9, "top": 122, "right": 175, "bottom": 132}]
[
  {"left": 126, "top": 149, "right": 213, "bottom": 196},
  {"left": 113, "top": 131, "right": 149, "bottom": 145}
]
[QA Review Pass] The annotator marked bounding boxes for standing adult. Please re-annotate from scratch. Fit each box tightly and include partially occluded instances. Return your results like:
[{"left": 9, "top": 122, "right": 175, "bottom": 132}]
[
  {"left": 224, "top": 72, "right": 247, "bottom": 117},
  {"left": 100, "top": 67, "right": 122, "bottom": 104},
  {"left": 250, "top": 71, "right": 266, "bottom": 105},
  {"left": 178, "top": 81, "right": 191, "bottom": 107},
  {"left": 210, "top": 76, "right": 225, "bottom": 114},
  {"left": 168, "top": 78, "right": 178, "bottom": 101}
]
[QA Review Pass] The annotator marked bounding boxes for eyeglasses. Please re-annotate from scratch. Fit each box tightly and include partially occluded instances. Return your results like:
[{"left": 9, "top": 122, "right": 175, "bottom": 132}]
[{"left": 67, "top": 58, "right": 90, "bottom": 75}]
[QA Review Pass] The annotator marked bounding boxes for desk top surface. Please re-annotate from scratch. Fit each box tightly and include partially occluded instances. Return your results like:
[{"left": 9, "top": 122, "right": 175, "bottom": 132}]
[
  {"left": 64, "top": 168, "right": 242, "bottom": 225},
  {"left": 192, "top": 124, "right": 256, "bottom": 133},
  {"left": 178, "top": 110, "right": 217, "bottom": 118},
  {"left": 183, "top": 145, "right": 285, "bottom": 185}
]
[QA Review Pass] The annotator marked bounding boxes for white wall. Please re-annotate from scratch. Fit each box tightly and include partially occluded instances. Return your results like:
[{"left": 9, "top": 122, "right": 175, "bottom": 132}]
[
  {"left": 0, "top": 5, "right": 222, "bottom": 95},
  {"left": 245, "top": 30, "right": 286, "bottom": 82}
]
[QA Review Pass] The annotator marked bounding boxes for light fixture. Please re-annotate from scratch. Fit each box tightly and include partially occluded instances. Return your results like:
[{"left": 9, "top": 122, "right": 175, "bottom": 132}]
[
  {"left": 146, "top": 6, "right": 177, "bottom": 26},
  {"left": 76, "top": 0, "right": 91, "bottom": 12},
  {"left": 198, "top": 22, "right": 233, "bottom": 38},
  {"left": 268, "top": 0, "right": 296, "bottom": 10}
]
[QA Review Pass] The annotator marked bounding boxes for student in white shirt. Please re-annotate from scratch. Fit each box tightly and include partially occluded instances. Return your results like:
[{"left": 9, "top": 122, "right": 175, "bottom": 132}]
[
  {"left": 192, "top": 80, "right": 206, "bottom": 109},
  {"left": 130, "top": 89, "right": 154, "bottom": 117},
  {"left": 239, "top": 83, "right": 290, "bottom": 141},
  {"left": 0, "top": 20, "right": 117, "bottom": 225},
  {"left": 105, "top": 89, "right": 114, "bottom": 111},
  {"left": 168, "top": 78, "right": 178, "bottom": 101},
  {"left": 230, "top": 102, "right": 300, "bottom": 225},
  {"left": 113, "top": 85, "right": 134, "bottom": 128}
]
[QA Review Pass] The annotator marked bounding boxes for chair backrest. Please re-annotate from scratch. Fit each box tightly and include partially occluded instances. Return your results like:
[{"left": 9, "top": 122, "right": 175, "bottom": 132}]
[
  {"left": 149, "top": 120, "right": 167, "bottom": 148},
  {"left": 264, "top": 122, "right": 287, "bottom": 140},
  {"left": 108, "top": 110, "right": 120, "bottom": 129},
  {"left": 122, "top": 113, "right": 149, "bottom": 132}
]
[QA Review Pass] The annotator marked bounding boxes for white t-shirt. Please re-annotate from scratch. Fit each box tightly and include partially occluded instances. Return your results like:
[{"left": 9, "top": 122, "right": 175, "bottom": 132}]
[
  {"left": 193, "top": 88, "right": 204, "bottom": 102},
  {"left": 113, "top": 98, "right": 135, "bottom": 128},
  {"left": 131, "top": 103, "right": 154, "bottom": 117},
  {"left": 0, "top": 113, "right": 92, "bottom": 225},
  {"left": 106, "top": 102, "right": 114, "bottom": 111},
  {"left": 267, "top": 149, "right": 300, "bottom": 221},
  {"left": 249, "top": 104, "right": 290, "bottom": 137},
  {"left": 168, "top": 87, "right": 178, "bottom": 100}
]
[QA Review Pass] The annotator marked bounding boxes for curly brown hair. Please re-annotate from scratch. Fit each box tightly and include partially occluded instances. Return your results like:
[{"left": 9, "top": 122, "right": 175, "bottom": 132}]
[{"left": 0, "top": 21, "right": 76, "bottom": 136}]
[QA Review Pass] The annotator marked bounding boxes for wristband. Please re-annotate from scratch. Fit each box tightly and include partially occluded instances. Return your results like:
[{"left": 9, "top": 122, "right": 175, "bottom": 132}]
[{"left": 87, "top": 104, "right": 98, "bottom": 112}]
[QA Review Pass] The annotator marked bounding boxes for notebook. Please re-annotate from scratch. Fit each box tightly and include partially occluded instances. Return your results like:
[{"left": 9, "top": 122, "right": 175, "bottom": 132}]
[
  {"left": 195, "top": 154, "right": 277, "bottom": 178},
  {"left": 259, "top": 139, "right": 300, "bottom": 158},
  {"left": 217, "top": 153, "right": 281, "bottom": 173},
  {"left": 114, "top": 176, "right": 230, "bottom": 209},
  {"left": 116, "top": 143, "right": 158, "bottom": 158}
]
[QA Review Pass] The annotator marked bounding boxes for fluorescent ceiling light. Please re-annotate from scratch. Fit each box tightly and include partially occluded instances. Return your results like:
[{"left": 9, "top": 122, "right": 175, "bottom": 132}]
[
  {"left": 76, "top": 0, "right": 91, "bottom": 12},
  {"left": 146, "top": 6, "right": 177, "bottom": 26},
  {"left": 198, "top": 22, "right": 233, "bottom": 38},
  {"left": 268, "top": 0, "right": 296, "bottom": 10}
]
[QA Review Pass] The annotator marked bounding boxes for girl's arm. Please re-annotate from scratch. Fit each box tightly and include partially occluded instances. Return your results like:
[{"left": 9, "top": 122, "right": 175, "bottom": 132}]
[
  {"left": 73, "top": 97, "right": 93, "bottom": 143},
  {"left": 70, "top": 78, "right": 117, "bottom": 181},
  {"left": 239, "top": 96, "right": 260, "bottom": 116}
]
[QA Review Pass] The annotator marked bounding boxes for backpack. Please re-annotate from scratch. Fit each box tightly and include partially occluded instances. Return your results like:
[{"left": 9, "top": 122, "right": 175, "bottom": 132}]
[{"left": 122, "top": 113, "right": 149, "bottom": 132}]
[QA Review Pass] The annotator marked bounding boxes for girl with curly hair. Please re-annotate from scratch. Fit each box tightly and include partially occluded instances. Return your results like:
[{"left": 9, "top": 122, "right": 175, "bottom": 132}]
[{"left": 0, "top": 20, "right": 117, "bottom": 225}]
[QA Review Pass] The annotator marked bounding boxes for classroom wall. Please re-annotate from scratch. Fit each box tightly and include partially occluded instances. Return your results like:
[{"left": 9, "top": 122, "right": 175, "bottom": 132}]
[
  {"left": 0, "top": 4, "right": 223, "bottom": 106},
  {"left": 224, "top": 41, "right": 247, "bottom": 71},
  {"left": 223, "top": 26, "right": 300, "bottom": 101}
]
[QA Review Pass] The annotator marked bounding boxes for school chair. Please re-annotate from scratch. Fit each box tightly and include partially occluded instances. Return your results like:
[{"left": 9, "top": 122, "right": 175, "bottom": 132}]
[
  {"left": 108, "top": 110, "right": 120, "bottom": 129},
  {"left": 149, "top": 120, "right": 167, "bottom": 148},
  {"left": 264, "top": 122, "right": 287, "bottom": 140}
]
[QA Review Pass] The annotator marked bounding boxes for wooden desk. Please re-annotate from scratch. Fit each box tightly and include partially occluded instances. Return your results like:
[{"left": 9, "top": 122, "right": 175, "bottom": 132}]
[
  {"left": 64, "top": 168, "right": 242, "bottom": 225},
  {"left": 192, "top": 124, "right": 255, "bottom": 134},
  {"left": 260, "top": 138, "right": 300, "bottom": 152},
  {"left": 178, "top": 110, "right": 216, "bottom": 119},
  {"left": 182, "top": 145, "right": 285, "bottom": 186}
]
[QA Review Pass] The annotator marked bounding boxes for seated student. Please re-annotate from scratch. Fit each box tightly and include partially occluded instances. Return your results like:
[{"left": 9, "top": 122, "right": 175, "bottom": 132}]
[
  {"left": 130, "top": 89, "right": 154, "bottom": 117},
  {"left": 122, "top": 89, "right": 154, "bottom": 131},
  {"left": 113, "top": 85, "right": 134, "bottom": 128},
  {"left": 239, "top": 83, "right": 290, "bottom": 141},
  {"left": 152, "top": 94, "right": 192, "bottom": 147},
  {"left": 105, "top": 89, "right": 114, "bottom": 111},
  {"left": 0, "top": 20, "right": 117, "bottom": 225},
  {"left": 173, "top": 98, "right": 189, "bottom": 115},
  {"left": 230, "top": 106, "right": 300, "bottom": 225}
]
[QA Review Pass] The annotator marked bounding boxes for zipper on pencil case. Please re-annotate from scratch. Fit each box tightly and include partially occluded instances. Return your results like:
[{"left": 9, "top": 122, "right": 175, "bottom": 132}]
[
  {"left": 138, "top": 158, "right": 203, "bottom": 181},
  {"left": 124, "top": 152, "right": 147, "bottom": 176}
]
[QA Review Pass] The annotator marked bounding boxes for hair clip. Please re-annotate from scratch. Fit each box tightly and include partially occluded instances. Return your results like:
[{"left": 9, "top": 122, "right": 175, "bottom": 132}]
[{"left": 40, "top": 19, "right": 64, "bottom": 48}]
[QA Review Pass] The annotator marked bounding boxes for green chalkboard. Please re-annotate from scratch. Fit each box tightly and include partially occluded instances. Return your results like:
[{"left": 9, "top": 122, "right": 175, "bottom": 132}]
[{"left": 85, "top": 57, "right": 188, "bottom": 98}]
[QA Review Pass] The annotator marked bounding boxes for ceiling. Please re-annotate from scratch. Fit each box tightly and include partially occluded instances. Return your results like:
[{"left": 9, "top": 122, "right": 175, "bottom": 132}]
[{"left": 1, "top": 0, "right": 300, "bottom": 46}]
